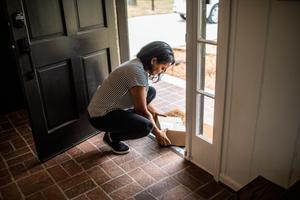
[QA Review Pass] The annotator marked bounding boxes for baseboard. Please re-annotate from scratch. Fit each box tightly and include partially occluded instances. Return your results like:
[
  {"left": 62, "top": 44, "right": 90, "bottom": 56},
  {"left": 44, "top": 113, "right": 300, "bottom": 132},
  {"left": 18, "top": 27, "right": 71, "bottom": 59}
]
[{"left": 219, "top": 173, "right": 242, "bottom": 191}]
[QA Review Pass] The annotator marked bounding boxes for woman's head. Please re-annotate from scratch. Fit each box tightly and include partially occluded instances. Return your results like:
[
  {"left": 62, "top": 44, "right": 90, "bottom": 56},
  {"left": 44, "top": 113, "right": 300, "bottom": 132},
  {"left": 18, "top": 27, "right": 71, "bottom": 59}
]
[{"left": 137, "top": 41, "right": 175, "bottom": 82}]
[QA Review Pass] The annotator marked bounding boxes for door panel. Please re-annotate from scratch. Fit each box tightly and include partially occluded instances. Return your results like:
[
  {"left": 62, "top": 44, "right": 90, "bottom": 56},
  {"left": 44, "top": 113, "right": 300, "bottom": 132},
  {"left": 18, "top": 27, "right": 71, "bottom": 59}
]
[
  {"left": 23, "top": 0, "right": 66, "bottom": 39},
  {"left": 37, "top": 61, "right": 78, "bottom": 132},
  {"left": 82, "top": 50, "right": 110, "bottom": 101},
  {"left": 76, "top": 0, "right": 106, "bottom": 29},
  {"left": 4, "top": 0, "right": 120, "bottom": 161}
]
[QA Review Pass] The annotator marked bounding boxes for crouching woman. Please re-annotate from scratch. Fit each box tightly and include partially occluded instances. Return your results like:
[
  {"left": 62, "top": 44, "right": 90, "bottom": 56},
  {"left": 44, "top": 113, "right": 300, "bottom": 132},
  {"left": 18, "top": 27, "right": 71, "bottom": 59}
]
[{"left": 87, "top": 41, "right": 175, "bottom": 154}]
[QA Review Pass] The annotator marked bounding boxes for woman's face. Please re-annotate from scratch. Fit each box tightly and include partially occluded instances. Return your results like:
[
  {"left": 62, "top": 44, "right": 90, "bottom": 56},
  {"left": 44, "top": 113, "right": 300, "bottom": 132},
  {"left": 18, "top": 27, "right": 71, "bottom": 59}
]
[{"left": 150, "top": 58, "right": 171, "bottom": 75}]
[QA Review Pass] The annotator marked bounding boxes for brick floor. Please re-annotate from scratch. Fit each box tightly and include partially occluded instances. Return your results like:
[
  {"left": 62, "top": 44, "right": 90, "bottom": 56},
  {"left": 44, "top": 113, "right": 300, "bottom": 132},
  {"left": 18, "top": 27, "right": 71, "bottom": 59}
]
[
  {"left": 151, "top": 81, "right": 186, "bottom": 114},
  {"left": 0, "top": 110, "right": 234, "bottom": 199},
  {"left": 152, "top": 78, "right": 216, "bottom": 126}
]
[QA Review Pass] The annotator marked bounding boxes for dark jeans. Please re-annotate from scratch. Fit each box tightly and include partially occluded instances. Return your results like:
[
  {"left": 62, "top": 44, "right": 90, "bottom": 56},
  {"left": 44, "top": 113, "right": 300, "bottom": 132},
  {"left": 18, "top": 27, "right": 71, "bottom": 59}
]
[{"left": 88, "top": 86, "right": 156, "bottom": 141}]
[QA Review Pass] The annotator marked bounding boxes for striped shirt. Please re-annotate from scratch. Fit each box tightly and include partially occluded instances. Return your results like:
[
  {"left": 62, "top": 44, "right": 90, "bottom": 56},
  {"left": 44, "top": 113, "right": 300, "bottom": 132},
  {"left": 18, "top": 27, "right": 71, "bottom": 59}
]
[{"left": 87, "top": 58, "right": 149, "bottom": 117}]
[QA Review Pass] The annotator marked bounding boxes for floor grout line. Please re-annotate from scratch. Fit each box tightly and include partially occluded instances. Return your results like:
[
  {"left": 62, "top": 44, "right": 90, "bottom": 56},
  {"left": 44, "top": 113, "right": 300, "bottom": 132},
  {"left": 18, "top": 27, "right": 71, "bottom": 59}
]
[
  {"left": 2, "top": 117, "right": 29, "bottom": 199},
  {"left": 208, "top": 188, "right": 226, "bottom": 200},
  {"left": 1, "top": 110, "right": 233, "bottom": 200}
]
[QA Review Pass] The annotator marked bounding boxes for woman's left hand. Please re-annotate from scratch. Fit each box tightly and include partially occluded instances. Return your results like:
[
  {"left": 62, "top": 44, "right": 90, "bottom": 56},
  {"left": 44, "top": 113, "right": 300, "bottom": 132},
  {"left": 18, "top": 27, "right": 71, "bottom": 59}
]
[{"left": 155, "top": 129, "right": 171, "bottom": 146}]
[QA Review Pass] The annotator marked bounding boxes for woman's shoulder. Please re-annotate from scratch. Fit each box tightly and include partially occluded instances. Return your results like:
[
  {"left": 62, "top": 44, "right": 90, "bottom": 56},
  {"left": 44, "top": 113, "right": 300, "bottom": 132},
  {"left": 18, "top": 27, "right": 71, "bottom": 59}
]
[
  {"left": 119, "top": 58, "right": 144, "bottom": 73},
  {"left": 120, "top": 58, "right": 142, "bottom": 68}
]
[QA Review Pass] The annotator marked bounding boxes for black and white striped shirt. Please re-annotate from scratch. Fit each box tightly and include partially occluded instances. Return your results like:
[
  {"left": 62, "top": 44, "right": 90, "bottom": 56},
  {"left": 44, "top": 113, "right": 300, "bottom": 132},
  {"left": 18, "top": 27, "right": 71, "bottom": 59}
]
[{"left": 88, "top": 58, "right": 149, "bottom": 117}]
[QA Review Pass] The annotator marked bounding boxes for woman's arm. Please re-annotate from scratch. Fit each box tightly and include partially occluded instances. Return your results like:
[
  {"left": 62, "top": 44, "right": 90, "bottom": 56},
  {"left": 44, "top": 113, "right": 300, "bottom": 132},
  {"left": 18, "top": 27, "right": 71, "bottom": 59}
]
[
  {"left": 129, "top": 86, "right": 171, "bottom": 146},
  {"left": 147, "top": 104, "right": 167, "bottom": 118}
]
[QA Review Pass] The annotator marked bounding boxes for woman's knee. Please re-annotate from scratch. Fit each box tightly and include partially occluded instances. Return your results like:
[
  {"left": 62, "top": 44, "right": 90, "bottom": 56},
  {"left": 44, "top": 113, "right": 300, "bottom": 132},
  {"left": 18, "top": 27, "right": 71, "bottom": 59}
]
[
  {"left": 140, "top": 120, "right": 154, "bottom": 137},
  {"left": 88, "top": 116, "right": 101, "bottom": 130},
  {"left": 147, "top": 86, "right": 156, "bottom": 104}
]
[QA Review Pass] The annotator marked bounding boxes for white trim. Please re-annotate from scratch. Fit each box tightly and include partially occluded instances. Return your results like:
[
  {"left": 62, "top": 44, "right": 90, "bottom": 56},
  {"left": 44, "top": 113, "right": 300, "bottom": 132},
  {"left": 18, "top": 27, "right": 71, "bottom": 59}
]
[
  {"left": 219, "top": 173, "right": 242, "bottom": 191},
  {"left": 116, "top": 0, "right": 130, "bottom": 63},
  {"left": 221, "top": 0, "right": 239, "bottom": 177},
  {"left": 249, "top": 0, "right": 272, "bottom": 180},
  {"left": 213, "top": 0, "right": 232, "bottom": 181},
  {"left": 185, "top": 0, "right": 198, "bottom": 160},
  {"left": 197, "top": 134, "right": 213, "bottom": 144}
]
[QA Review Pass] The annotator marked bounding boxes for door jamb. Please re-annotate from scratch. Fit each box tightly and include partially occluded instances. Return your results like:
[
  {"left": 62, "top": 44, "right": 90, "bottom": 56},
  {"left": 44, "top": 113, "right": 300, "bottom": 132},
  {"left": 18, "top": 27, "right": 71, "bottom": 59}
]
[
  {"left": 213, "top": 0, "right": 231, "bottom": 181},
  {"left": 116, "top": 0, "right": 130, "bottom": 63}
]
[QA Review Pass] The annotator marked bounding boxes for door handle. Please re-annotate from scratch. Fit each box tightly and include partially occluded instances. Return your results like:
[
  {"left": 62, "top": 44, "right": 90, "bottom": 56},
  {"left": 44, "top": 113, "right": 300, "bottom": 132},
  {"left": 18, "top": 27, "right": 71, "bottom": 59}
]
[
  {"left": 17, "top": 38, "right": 34, "bottom": 80},
  {"left": 12, "top": 12, "right": 25, "bottom": 28}
]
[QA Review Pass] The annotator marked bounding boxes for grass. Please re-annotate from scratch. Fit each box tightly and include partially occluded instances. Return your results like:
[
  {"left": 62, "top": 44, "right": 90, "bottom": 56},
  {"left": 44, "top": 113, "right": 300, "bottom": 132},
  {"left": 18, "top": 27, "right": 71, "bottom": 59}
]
[{"left": 166, "top": 48, "right": 217, "bottom": 91}]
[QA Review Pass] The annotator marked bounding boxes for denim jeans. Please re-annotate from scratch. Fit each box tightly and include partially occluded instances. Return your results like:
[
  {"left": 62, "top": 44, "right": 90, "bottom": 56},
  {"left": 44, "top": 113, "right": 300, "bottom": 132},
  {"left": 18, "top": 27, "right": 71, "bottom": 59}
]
[{"left": 88, "top": 86, "right": 156, "bottom": 141}]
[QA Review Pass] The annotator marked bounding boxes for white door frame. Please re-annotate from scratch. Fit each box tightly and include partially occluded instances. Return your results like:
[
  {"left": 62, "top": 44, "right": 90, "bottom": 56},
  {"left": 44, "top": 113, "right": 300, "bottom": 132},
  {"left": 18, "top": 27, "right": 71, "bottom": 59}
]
[
  {"left": 185, "top": 0, "right": 231, "bottom": 180},
  {"left": 116, "top": 0, "right": 130, "bottom": 63}
]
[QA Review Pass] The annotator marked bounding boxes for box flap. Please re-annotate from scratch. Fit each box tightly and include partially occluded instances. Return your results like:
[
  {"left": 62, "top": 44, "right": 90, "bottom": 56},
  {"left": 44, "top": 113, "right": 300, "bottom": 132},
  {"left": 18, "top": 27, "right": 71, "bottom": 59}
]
[{"left": 157, "top": 116, "right": 185, "bottom": 132}]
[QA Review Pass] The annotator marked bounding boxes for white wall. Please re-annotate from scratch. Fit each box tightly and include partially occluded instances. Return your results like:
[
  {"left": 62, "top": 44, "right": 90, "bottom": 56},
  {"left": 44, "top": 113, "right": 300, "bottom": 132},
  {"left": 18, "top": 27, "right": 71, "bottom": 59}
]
[{"left": 220, "top": 0, "right": 300, "bottom": 189}]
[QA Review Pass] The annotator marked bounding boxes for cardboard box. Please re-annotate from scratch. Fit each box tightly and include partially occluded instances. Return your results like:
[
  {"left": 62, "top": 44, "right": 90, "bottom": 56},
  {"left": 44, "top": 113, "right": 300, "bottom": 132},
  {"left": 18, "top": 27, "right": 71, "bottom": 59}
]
[{"left": 156, "top": 116, "right": 186, "bottom": 147}]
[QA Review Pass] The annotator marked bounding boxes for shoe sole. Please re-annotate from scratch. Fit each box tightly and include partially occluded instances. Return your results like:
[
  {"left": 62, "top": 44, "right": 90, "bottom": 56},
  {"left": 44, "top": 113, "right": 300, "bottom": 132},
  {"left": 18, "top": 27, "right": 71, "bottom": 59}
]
[{"left": 103, "top": 140, "right": 130, "bottom": 155}]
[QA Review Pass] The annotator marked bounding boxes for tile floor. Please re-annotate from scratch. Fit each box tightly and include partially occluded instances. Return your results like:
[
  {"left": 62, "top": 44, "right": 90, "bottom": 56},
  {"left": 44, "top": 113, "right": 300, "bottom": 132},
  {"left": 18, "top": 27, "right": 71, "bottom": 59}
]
[
  {"left": 151, "top": 80, "right": 186, "bottom": 114},
  {"left": 0, "top": 110, "right": 234, "bottom": 200}
]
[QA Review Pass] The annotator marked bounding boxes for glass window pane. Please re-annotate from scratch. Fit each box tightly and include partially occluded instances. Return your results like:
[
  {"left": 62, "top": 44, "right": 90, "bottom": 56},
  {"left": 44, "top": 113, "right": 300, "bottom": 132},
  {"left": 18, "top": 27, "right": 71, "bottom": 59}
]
[
  {"left": 198, "top": 95, "right": 214, "bottom": 142},
  {"left": 204, "top": 44, "right": 217, "bottom": 93},
  {"left": 198, "top": 43, "right": 217, "bottom": 93},
  {"left": 198, "top": 0, "right": 219, "bottom": 42}
]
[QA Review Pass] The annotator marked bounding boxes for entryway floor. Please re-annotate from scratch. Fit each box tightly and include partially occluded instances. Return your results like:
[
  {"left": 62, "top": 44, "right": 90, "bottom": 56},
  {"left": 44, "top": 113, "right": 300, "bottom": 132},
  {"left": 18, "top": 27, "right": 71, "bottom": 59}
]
[
  {"left": 151, "top": 76, "right": 186, "bottom": 114},
  {"left": 0, "top": 110, "right": 234, "bottom": 200}
]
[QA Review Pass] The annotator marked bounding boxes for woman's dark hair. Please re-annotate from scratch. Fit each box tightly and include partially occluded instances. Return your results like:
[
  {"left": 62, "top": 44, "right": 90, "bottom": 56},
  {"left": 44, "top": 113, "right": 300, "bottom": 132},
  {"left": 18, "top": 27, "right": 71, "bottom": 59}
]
[{"left": 137, "top": 41, "right": 175, "bottom": 82}]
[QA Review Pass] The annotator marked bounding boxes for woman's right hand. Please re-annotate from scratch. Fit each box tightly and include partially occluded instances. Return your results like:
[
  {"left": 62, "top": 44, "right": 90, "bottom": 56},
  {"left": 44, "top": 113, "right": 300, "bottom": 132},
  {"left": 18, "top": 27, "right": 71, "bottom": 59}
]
[{"left": 155, "top": 129, "right": 171, "bottom": 146}]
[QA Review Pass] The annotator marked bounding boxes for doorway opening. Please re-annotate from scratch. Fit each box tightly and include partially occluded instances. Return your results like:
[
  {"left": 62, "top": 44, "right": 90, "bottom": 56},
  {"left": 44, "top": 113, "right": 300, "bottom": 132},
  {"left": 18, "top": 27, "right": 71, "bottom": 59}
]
[
  {"left": 127, "top": 0, "right": 187, "bottom": 155},
  {"left": 0, "top": 4, "right": 26, "bottom": 115}
]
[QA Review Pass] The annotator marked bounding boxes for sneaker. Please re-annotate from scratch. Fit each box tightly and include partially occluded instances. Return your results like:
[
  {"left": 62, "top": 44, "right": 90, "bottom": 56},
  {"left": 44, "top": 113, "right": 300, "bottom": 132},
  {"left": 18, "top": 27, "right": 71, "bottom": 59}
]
[{"left": 103, "top": 132, "right": 130, "bottom": 154}]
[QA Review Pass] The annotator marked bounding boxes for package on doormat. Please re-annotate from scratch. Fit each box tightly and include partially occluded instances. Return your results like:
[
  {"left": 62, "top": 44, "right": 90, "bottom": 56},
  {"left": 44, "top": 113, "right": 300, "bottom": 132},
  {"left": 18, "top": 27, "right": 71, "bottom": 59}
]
[{"left": 156, "top": 116, "right": 186, "bottom": 147}]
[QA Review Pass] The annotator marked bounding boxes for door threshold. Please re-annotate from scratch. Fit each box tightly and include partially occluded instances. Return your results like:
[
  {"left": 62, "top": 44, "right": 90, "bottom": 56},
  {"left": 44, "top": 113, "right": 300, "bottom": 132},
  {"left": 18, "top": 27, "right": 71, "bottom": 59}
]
[{"left": 148, "top": 133, "right": 185, "bottom": 158}]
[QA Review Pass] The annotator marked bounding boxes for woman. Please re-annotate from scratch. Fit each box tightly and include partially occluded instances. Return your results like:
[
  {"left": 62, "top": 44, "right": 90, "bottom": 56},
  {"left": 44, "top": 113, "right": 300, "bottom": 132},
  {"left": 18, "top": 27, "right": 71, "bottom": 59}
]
[{"left": 87, "top": 41, "right": 175, "bottom": 154}]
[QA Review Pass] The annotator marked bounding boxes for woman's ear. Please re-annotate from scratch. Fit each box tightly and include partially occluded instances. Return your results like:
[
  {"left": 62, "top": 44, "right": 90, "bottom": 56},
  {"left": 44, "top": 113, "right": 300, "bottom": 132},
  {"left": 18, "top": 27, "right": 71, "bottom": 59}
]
[{"left": 151, "top": 57, "right": 157, "bottom": 65}]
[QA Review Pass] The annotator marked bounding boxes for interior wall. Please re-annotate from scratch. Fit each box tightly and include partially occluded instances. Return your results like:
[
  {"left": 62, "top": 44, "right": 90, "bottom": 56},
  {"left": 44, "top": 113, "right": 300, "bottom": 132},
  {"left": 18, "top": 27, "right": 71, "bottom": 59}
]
[
  {"left": 0, "top": 2, "right": 25, "bottom": 113},
  {"left": 220, "top": 0, "right": 300, "bottom": 189}
]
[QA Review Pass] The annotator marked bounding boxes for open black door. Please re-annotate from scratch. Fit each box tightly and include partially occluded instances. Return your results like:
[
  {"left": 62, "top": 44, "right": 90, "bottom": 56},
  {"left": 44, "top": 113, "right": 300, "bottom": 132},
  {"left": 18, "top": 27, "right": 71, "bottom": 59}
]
[{"left": 3, "top": 0, "right": 120, "bottom": 161}]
